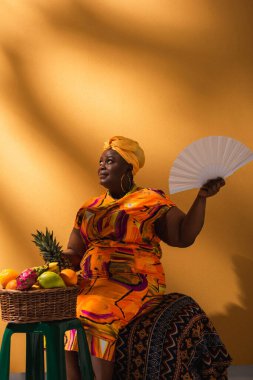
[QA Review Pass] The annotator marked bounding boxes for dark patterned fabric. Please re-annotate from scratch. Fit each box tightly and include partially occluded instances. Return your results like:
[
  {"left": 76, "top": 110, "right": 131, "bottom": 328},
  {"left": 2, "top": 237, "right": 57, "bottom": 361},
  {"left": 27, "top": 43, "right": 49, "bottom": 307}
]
[{"left": 113, "top": 293, "right": 232, "bottom": 380}]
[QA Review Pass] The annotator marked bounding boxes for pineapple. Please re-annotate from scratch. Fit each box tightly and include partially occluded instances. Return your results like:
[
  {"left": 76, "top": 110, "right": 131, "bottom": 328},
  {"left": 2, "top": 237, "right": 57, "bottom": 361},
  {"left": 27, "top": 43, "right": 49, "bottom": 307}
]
[{"left": 32, "top": 228, "right": 72, "bottom": 271}]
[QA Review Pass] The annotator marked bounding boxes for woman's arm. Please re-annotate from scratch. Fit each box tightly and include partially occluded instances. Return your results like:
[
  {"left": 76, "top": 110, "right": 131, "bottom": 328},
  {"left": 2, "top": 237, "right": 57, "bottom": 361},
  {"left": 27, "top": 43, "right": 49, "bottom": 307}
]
[
  {"left": 155, "top": 177, "right": 225, "bottom": 247},
  {"left": 62, "top": 228, "right": 86, "bottom": 269}
]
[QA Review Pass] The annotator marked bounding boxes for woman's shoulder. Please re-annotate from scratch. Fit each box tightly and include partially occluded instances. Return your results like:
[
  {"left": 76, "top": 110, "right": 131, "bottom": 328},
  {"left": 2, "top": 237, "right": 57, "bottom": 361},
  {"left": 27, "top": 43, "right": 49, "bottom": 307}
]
[
  {"left": 136, "top": 186, "right": 169, "bottom": 199},
  {"left": 79, "top": 193, "right": 107, "bottom": 209},
  {"left": 132, "top": 186, "right": 175, "bottom": 206}
]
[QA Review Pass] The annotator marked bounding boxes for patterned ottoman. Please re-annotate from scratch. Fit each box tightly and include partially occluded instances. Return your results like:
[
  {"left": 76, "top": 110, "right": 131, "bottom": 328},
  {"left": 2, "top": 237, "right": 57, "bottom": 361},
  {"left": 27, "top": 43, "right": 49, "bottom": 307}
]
[{"left": 113, "top": 293, "right": 232, "bottom": 380}]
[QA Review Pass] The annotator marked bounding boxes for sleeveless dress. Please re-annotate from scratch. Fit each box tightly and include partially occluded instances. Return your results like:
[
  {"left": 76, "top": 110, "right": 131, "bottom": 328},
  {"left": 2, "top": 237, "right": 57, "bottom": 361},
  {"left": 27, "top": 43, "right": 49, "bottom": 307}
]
[{"left": 65, "top": 186, "right": 174, "bottom": 360}]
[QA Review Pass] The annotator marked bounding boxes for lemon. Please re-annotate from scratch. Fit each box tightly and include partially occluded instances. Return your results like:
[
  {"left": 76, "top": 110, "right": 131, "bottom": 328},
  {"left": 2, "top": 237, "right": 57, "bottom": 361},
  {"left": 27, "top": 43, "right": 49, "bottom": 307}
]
[{"left": 0, "top": 269, "right": 19, "bottom": 288}]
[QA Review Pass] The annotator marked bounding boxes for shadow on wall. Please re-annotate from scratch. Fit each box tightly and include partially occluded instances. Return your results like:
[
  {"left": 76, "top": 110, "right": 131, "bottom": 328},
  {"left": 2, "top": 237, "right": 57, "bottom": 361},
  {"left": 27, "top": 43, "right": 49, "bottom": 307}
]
[
  {"left": 211, "top": 254, "right": 253, "bottom": 365},
  {"left": 35, "top": 0, "right": 253, "bottom": 96},
  {"left": 1, "top": 44, "right": 95, "bottom": 173}
]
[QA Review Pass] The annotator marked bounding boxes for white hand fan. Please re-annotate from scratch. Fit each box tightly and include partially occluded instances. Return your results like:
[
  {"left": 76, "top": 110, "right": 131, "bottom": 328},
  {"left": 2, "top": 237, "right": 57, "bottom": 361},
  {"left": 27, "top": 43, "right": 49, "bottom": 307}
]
[{"left": 169, "top": 136, "right": 253, "bottom": 194}]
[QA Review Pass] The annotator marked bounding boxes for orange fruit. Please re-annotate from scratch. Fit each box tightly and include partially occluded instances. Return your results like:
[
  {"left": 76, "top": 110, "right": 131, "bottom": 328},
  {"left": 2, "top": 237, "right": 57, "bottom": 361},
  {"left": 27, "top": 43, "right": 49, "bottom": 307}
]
[
  {"left": 5, "top": 279, "right": 18, "bottom": 290},
  {"left": 0, "top": 269, "right": 19, "bottom": 288},
  {"left": 60, "top": 269, "right": 78, "bottom": 286}
]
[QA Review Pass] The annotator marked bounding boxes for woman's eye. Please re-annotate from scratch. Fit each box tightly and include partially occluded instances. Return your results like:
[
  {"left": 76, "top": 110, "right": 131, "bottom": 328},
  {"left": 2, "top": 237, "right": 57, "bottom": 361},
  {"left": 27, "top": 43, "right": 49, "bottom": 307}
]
[{"left": 107, "top": 159, "right": 113, "bottom": 164}]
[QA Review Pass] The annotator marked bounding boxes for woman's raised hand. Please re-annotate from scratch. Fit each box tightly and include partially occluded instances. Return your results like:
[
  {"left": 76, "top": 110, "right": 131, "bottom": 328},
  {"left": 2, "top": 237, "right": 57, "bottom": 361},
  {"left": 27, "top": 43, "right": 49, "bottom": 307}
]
[{"left": 198, "top": 177, "right": 225, "bottom": 198}]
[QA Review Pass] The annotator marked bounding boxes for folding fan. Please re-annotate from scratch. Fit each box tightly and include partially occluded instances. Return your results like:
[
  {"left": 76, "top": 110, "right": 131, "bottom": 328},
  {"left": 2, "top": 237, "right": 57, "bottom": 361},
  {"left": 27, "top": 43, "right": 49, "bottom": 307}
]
[{"left": 169, "top": 136, "right": 253, "bottom": 194}]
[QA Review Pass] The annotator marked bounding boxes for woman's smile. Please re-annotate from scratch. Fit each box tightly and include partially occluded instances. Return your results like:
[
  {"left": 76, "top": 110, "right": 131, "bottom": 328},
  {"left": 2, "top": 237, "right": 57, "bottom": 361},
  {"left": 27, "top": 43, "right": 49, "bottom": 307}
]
[{"left": 98, "top": 171, "right": 108, "bottom": 180}]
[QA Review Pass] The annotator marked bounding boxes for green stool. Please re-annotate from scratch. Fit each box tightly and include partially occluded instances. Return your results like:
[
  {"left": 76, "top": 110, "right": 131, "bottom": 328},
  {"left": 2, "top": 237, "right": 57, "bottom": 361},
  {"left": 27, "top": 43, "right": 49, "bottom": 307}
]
[{"left": 0, "top": 318, "right": 93, "bottom": 380}]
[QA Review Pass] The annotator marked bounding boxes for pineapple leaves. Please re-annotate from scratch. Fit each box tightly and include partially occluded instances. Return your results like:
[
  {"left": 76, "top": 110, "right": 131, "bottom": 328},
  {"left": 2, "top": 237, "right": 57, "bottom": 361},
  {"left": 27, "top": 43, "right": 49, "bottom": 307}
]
[{"left": 31, "top": 228, "right": 72, "bottom": 270}]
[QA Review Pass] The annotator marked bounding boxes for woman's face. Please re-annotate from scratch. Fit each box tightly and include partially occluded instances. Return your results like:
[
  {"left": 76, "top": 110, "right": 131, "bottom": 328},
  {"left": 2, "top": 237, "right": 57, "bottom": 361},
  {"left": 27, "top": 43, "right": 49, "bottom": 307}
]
[{"left": 98, "top": 149, "right": 131, "bottom": 194}]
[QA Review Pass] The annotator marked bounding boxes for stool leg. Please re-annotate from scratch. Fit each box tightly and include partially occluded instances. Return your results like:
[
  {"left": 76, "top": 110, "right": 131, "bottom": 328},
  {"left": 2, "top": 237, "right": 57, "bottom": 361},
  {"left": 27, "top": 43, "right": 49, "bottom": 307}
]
[
  {"left": 76, "top": 327, "right": 94, "bottom": 380},
  {"left": 44, "top": 327, "right": 67, "bottom": 380},
  {"left": 26, "top": 333, "right": 45, "bottom": 380},
  {"left": 0, "top": 326, "right": 13, "bottom": 380}
]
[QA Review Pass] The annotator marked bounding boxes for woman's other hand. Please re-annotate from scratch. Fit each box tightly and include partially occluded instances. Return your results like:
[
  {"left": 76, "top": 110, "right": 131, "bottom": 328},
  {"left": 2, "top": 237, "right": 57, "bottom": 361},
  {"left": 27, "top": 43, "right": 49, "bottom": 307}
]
[
  {"left": 198, "top": 177, "right": 225, "bottom": 198},
  {"left": 62, "top": 229, "right": 86, "bottom": 270}
]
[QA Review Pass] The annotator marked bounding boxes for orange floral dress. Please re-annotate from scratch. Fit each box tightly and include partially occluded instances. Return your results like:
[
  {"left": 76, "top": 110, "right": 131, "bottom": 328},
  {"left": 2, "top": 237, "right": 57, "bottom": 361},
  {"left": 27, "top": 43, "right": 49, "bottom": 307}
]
[{"left": 65, "top": 186, "right": 175, "bottom": 361}]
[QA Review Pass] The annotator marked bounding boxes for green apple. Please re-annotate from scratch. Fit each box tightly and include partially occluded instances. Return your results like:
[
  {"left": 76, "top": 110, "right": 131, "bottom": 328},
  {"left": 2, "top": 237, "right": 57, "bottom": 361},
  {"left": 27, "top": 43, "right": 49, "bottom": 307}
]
[{"left": 38, "top": 271, "right": 66, "bottom": 289}]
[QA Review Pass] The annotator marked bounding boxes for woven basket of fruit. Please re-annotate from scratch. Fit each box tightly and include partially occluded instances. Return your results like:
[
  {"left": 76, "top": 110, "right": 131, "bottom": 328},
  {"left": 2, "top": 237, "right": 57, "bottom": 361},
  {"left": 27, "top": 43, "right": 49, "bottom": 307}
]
[
  {"left": 0, "top": 229, "right": 80, "bottom": 323},
  {"left": 0, "top": 286, "right": 79, "bottom": 323}
]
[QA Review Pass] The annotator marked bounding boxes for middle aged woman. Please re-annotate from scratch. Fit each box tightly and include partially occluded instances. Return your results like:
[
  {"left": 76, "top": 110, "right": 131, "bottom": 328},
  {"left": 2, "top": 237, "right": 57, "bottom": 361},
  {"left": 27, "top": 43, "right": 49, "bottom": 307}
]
[{"left": 63, "top": 136, "right": 231, "bottom": 380}]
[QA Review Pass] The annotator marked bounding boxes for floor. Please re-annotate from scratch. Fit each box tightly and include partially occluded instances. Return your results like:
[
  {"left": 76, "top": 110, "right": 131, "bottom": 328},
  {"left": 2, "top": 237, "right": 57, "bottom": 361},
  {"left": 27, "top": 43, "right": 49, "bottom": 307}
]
[
  {"left": 228, "top": 365, "right": 253, "bottom": 379},
  {"left": 9, "top": 366, "right": 253, "bottom": 379}
]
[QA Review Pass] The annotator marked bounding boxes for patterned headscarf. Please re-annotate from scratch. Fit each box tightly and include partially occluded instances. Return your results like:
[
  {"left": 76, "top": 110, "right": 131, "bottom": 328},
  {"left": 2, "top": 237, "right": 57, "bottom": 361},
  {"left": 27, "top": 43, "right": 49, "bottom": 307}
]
[{"left": 103, "top": 136, "right": 145, "bottom": 175}]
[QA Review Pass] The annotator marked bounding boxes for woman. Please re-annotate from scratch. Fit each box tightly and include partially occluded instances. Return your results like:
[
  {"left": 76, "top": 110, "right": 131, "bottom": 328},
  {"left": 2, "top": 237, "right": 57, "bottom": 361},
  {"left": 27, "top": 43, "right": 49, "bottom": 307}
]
[{"left": 63, "top": 136, "right": 230, "bottom": 380}]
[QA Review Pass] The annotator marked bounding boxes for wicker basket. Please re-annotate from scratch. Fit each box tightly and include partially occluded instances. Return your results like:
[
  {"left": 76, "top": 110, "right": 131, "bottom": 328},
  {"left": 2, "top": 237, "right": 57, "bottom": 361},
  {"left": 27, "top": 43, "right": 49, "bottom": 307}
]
[{"left": 0, "top": 286, "right": 79, "bottom": 323}]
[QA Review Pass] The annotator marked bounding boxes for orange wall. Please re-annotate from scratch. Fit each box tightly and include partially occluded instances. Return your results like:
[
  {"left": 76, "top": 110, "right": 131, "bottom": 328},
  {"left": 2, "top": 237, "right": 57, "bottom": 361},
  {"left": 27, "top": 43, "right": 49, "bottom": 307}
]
[{"left": 0, "top": 0, "right": 253, "bottom": 371}]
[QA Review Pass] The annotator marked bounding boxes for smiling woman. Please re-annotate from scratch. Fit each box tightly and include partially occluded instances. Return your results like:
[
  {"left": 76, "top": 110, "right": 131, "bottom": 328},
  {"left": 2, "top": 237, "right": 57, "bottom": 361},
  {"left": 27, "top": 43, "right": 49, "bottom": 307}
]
[
  {"left": 98, "top": 149, "right": 134, "bottom": 199},
  {"left": 62, "top": 136, "right": 231, "bottom": 380}
]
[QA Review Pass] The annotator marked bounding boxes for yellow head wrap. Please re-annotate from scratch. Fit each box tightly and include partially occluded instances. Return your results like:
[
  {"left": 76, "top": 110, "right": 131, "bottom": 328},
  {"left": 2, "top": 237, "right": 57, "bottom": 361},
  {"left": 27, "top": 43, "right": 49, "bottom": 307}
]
[{"left": 103, "top": 136, "right": 145, "bottom": 175}]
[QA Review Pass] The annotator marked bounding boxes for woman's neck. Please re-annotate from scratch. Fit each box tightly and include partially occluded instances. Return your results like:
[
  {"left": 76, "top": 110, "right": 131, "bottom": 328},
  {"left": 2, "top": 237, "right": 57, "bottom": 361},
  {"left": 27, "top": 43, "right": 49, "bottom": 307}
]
[{"left": 108, "top": 183, "right": 136, "bottom": 200}]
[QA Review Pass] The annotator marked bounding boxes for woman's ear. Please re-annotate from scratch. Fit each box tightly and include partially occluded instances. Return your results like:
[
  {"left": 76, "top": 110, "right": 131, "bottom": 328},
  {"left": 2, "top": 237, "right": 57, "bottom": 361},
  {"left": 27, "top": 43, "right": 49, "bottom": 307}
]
[
  {"left": 127, "top": 163, "right": 133, "bottom": 173},
  {"left": 127, "top": 164, "right": 134, "bottom": 183}
]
